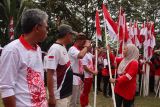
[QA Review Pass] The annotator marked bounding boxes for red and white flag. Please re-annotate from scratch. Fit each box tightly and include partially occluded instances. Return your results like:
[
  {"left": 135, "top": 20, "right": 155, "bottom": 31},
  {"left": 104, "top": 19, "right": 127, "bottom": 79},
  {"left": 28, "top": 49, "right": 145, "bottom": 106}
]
[
  {"left": 133, "top": 20, "right": 141, "bottom": 48},
  {"left": 143, "top": 22, "right": 156, "bottom": 60},
  {"left": 102, "top": 4, "right": 118, "bottom": 41},
  {"left": 95, "top": 9, "right": 102, "bottom": 41},
  {"left": 9, "top": 16, "right": 14, "bottom": 40},
  {"left": 117, "top": 8, "right": 129, "bottom": 42}
]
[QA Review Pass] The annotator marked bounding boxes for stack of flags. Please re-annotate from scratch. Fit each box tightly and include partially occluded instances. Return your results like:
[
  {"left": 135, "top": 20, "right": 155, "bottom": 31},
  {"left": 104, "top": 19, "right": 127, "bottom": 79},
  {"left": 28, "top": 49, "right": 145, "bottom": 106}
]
[{"left": 95, "top": 3, "right": 156, "bottom": 60}]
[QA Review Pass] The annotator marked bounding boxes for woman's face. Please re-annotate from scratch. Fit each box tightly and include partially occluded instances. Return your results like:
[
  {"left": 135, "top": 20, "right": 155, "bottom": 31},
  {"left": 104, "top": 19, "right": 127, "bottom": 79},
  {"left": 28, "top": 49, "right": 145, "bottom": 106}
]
[{"left": 123, "top": 46, "right": 128, "bottom": 57}]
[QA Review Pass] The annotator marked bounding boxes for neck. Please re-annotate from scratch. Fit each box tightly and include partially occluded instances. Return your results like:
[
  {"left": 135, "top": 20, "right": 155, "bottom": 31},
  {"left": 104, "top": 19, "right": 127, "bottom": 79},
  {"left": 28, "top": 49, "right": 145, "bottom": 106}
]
[
  {"left": 56, "top": 38, "right": 66, "bottom": 46},
  {"left": 23, "top": 33, "right": 37, "bottom": 47}
]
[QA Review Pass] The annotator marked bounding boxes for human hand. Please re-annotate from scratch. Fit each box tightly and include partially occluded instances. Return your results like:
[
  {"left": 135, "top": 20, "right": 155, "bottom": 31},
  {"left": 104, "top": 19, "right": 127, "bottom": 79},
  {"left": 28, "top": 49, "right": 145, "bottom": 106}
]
[
  {"left": 109, "top": 78, "right": 116, "bottom": 83},
  {"left": 84, "top": 40, "right": 91, "bottom": 47},
  {"left": 93, "top": 70, "right": 98, "bottom": 75},
  {"left": 48, "top": 96, "right": 56, "bottom": 107}
]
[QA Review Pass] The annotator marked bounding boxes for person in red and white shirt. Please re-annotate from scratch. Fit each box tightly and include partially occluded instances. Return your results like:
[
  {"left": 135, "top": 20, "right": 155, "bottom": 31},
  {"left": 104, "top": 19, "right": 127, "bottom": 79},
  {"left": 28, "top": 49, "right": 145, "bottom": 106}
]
[
  {"left": 80, "top": 43, "right": 97, "bottom": 107},
  {"left": 0, "top": 9, "right": 48, "bottom": 107},
  {"left": 68, "top": 33, "right": 91, "bottom": 107},
  {"left": 110, "top": 44, "right": 139, "bottom": 107},
  {"left": 45, "top": 24, "right": 77, "bottom": 107}
]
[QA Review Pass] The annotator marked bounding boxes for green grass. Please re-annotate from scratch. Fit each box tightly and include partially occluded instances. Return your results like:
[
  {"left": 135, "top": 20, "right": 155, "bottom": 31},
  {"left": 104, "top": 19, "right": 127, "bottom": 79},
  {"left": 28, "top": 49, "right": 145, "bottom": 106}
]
[
  {"left": 0, "top": 92, "right": 160, "bottom": 107},
  {"left": 79, "top": 91, "right": 160, "bottom": 107}
]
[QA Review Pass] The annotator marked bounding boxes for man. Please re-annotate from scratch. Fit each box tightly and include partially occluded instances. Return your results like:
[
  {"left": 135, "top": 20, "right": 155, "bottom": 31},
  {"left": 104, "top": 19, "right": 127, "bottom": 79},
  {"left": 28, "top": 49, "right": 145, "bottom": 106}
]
[
  {"left": 68, "top": 33, "right": 91, "bottom": 107},
  {"left": 0, "top": 9, "right": 48, "bottom": 107},
  {"left": 45, "top": 24, "right": 76, "bottom": 107},
  {"left": 80, "top": 41, "right": 97, "bottom": 107}
]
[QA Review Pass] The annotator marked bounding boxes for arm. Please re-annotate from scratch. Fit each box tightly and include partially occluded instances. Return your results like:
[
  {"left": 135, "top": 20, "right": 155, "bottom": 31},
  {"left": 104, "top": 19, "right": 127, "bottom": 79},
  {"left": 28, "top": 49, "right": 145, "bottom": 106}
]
[
  {"left": 83, "top": 65, "right": 97, "bottom": 75},
  {"left": 3, "top": 96, "right": 16, "bottom": 107},
  {"left": 45, "top": 47, "right": 59, "bottom": 107},
  {"left": 0, "top": 50, "right": 19, "bottom": 107},
  {"left": 78, "top": 40, "right": 91, "bottom": 59},
  {"left": 110, "top": 60, "right": 138, "bottom": 83},
  {"left": 116, "top": 60, "right": 138, "bottom": 83},
  {"left": 47, "top": 69, "right": 56, "bottom": 107},
  {"left": 77, "top": 47, "right": 88, "bottom": 59}
]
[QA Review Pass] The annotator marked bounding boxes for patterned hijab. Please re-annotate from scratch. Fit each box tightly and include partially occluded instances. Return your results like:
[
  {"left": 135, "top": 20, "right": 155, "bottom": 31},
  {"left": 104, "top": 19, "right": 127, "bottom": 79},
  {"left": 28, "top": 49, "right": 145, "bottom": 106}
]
[{"left": 117, "top": 44, "right": 139, "bottom": 75}]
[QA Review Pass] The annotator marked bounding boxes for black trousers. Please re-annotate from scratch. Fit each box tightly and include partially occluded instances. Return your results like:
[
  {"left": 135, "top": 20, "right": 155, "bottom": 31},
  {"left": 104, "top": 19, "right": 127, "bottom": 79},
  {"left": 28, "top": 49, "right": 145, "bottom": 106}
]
[
  {"left": 97, "top": 64, "right": 103, "bottom": 91},
  {"left": 115, "top": 93, "right": 134, "bottom": 107},
  {"left": 103, "top": 76, "right": 112, "bottom": 96}
]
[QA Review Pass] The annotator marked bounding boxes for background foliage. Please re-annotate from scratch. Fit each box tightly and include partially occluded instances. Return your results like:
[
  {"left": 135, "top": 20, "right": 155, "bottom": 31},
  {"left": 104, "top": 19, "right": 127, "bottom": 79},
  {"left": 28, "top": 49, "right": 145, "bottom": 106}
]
[{"left": 0, "top": 0, "right": 160, "bottom": 51}]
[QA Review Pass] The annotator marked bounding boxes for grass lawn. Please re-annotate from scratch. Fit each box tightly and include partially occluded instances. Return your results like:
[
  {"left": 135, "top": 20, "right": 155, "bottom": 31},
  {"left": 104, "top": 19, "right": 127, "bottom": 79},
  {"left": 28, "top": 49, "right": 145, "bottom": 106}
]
[
  {"left": 0, "top": 92, "right": 160, "bottom": 107},
  {"left": 83, "top": 91, "right": 160, "bottom": 107}
]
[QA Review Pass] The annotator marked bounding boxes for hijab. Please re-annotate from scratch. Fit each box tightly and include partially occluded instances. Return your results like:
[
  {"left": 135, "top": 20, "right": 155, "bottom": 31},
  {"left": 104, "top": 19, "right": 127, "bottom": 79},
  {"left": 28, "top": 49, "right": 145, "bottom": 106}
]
[{"left": 117, "top": 44, "right": 139, "bottom": 75}]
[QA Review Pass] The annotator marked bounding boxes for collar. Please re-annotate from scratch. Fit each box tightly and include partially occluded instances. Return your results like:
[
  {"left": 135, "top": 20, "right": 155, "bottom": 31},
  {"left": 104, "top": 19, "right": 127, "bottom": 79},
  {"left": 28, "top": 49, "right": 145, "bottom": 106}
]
[
  {"left": 73, "top": 45, "right": 80, "bottom": 50},
  {"left": 19, "top": 35, "right": 37, "bottom": 51}
]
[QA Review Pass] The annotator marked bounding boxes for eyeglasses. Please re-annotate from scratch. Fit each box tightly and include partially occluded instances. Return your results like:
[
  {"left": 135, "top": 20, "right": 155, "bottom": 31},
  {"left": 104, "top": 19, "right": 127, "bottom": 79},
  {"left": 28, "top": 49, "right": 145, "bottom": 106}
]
[{"left": 38, "top": 24, "right": 49, "bottom": 31}]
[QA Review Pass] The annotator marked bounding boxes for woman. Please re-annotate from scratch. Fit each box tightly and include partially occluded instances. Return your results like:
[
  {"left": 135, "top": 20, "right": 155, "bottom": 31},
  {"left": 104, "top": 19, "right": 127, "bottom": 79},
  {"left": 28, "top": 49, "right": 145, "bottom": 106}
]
[{"left": 110, "top": 44, "right": 139, "bottom": 107}]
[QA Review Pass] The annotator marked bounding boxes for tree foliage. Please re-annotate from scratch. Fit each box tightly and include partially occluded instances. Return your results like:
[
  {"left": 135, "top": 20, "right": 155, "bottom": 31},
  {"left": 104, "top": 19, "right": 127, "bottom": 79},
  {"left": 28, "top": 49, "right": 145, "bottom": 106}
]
[{"left": 0, "top": 0, "right": 160, "bottom": 50}]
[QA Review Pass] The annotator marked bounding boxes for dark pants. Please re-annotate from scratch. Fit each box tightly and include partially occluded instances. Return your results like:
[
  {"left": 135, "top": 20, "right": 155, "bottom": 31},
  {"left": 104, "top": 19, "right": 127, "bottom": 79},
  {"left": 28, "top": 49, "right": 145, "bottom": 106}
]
[
  {"left": 97, "top": 64, "right": 103, "bottom": 91},
  {"left": 115, "top": 93, "right": 134, "bottom": 107},
  {"left": 103, "top": 76, "right": 112, "bottom": 96}
]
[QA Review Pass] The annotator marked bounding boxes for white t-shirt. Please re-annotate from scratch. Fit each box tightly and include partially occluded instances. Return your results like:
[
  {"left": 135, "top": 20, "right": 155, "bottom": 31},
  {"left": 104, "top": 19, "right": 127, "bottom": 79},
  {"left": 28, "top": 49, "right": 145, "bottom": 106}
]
[
  {"left": 45, "top": 43, "right": 73, "bottom": 99},
  {"left": 81, "top": 52, "right": 94, "bottom": 78},
  {"left": 0, "top": 36, "right": 47, "bottom": 107},
  {"left": 68, "top": 46, "right": 83, "bottom": 85}
]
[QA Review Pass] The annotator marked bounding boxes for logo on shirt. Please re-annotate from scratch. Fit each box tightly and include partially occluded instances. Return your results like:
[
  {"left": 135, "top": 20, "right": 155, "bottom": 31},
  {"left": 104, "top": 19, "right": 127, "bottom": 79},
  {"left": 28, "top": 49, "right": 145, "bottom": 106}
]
[
  {"left": 48, "top": 56, "right": 54, "bottom": 59},
  {"left": 26, "top": 67, "right": 47, "bottom": 107}
]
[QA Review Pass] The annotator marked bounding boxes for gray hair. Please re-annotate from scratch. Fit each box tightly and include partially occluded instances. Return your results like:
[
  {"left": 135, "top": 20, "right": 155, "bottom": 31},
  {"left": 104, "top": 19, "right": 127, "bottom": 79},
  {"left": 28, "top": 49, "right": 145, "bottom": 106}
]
[{"left": 21, "top": 8, "right": 48, "bottom": 33}]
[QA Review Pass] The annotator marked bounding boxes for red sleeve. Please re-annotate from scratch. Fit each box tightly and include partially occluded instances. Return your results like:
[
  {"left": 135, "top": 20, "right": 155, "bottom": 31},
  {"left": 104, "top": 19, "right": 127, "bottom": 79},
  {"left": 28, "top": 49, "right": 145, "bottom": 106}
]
[
  {"left": 116, "top": 57, "right": 123, "bottom": 66},
  {"left": 117, "top": 60, "right": 138, "bottom": 83}
]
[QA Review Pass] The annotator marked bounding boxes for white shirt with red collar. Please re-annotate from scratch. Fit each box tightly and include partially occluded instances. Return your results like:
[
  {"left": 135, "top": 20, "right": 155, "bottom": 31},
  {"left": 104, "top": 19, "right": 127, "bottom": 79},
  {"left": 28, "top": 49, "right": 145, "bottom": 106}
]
[
  {"left": 45, "top": 43, "right": 73, "bottom": 99},
  {"left": 81, "top": 52, "right": 94, "bottom": 78},
  {"left": 68, "top": 46, "right": 83, "bottom": 85},
  {"left": 0, "top": 36, "right": 47, "bottom": 107}
]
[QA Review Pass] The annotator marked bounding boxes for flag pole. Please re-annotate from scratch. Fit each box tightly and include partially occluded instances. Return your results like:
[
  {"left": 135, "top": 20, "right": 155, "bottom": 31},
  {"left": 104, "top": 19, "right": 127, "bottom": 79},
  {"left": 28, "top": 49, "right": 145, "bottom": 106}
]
[
  {"left": 103, "top": 9, "right": 116, "bottom": 107},
  {"left": 94, "top": 32, "right": 98, "bottom": 107}
]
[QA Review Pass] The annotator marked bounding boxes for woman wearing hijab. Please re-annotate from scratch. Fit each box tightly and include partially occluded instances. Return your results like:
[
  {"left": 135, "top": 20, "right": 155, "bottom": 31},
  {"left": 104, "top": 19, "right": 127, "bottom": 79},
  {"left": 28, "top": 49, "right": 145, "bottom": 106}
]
[{"left": 110, "top": 44, "right": 139, "bottom": 107}]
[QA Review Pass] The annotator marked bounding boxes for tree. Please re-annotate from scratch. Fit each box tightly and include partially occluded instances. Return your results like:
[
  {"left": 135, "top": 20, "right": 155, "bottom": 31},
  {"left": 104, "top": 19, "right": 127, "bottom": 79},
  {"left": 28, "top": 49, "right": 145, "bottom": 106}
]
[{"left": 0, "top": 0, "right": 33, "bottom": 46}]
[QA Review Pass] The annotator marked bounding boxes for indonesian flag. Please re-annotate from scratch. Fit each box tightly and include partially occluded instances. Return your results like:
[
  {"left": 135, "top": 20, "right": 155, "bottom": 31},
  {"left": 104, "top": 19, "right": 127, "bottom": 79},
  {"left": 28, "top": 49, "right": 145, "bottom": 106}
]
[
  {"left": 133, "top": 21, "right": 141, "bottom": 48},
  {"left": 127, "top": 19, "right": 134, "bottom": 44},
  {"left": 117, "top": 8, "right": 129, "bottom": 42},
  {"left": 95, "top": 9, "right": 102, "bottom": 41},
  {"left": 102, "top": 4, "right": 118, "bottom": 41},
  {"left": 9, "top": 16, "right": 14, "bottom": 40},
  {"left": 140, "top": 22, "right": 148, "bottom": 37},
  {"left": 143, "top": 22, "right": 156, "bottom": 60}
]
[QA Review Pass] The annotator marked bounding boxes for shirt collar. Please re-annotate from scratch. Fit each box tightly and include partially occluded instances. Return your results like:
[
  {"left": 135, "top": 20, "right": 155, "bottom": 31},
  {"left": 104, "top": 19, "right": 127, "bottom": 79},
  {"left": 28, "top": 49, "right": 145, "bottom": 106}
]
[{"left": 19, "top": 35, "right": 37, "bottom": 51}]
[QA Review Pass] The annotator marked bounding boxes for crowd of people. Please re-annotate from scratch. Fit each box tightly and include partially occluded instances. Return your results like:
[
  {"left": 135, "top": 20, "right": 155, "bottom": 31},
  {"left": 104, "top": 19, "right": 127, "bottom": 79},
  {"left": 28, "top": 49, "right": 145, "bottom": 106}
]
[{"left": 0, "top": 8, "right": 159, "bottom": 107}]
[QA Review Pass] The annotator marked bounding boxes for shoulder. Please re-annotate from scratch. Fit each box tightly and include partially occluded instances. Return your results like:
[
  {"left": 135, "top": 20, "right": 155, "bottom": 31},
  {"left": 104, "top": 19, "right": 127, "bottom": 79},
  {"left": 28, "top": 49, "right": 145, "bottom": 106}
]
[
  {"left": 129, "top": 60, "right": 138, "bottom": 67},
  {"left": 68, "top": 46, "right": 79, "bottom": 53},
  {"left": 3, "top": 39, "right": 21, "bottom": 53}
]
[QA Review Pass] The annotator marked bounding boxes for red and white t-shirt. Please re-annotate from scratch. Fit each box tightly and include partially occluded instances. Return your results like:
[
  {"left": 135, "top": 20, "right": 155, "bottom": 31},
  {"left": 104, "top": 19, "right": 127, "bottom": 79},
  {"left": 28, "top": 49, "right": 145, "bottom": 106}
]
[
  {"left": 68, "top": 46, "right": 83, "bottom": 85},
  {"left": 0, "top": 36, "right": 47, "bottom": 107},
  {"left": 45, "top": 43, "right": 73, "bottom": 99},
  {"left": 81, "top": 52, "right": 94, "bottom": 78}
]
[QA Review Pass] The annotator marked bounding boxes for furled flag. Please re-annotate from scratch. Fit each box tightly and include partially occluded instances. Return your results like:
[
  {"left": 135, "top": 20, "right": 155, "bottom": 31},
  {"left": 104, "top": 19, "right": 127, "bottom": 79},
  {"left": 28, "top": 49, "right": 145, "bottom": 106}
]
[
  {"left": 95, "top": 9, "right": 102, "bottom": 41},
  {"left": 128, "top": 19, "right": 134, "bottom": 44},
  {"left": 133, "top": 20, "right": 141, "bottom": 48},
  {"left": 102, "top": 3, "right": 118, "bottom": 41},
  {"left": 117, "top": 8, "right": 129, "bottom": 42},
  {"left": 9, "top": 16, "right": 14, "bottom": 40},
  {"left": 143, "top": 22, "right": 156, "bottom": 60}
]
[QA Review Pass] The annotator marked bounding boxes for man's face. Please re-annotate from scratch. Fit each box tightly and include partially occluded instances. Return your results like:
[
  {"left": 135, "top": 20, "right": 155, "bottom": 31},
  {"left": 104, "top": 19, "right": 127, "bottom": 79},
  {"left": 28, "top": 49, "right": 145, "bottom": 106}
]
[
  {"left": 36, "top": 19, "right": 49, "bottom": 42},
  {"left": 66, "top": 33, "right": 73, "bottom": 44}
]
